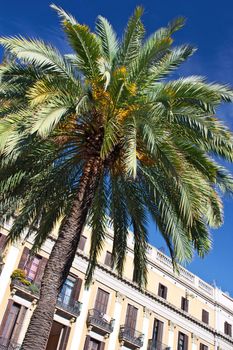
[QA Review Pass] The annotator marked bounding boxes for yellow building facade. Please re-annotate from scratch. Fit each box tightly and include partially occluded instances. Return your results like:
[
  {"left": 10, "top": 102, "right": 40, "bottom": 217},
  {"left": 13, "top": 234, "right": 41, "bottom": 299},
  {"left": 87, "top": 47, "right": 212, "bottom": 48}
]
[{"left": 0, "top": 224, "right": 232, "bottom": 350}]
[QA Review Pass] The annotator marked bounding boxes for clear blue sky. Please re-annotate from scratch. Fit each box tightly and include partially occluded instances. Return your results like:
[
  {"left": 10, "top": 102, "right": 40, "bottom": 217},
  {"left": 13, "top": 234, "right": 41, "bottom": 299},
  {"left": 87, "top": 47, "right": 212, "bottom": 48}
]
[{"left": 1, "top": 0, "right": 233, "bottom": 294}]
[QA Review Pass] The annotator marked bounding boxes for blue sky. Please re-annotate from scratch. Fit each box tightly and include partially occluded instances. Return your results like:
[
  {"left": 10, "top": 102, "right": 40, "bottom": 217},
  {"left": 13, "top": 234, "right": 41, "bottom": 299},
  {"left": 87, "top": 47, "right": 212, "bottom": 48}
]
[{"left": 1, "top": 0, "right": 233, "bottom": 294}]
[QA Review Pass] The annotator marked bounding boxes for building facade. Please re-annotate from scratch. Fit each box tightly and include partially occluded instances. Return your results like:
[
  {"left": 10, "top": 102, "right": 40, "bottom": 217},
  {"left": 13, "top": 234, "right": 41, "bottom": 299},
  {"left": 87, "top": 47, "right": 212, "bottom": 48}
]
[{"left": 0, "top": 224, "right": 232, "bottom": 350}]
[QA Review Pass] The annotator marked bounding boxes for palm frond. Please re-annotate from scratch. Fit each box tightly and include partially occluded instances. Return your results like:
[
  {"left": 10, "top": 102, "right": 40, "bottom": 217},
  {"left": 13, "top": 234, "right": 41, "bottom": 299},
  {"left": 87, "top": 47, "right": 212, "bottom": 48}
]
[
  {"left": 96, "top": 16, "right": 118, "bottom": 64},
  {"left": 117, "top": 6, "right": 145, "bottom": 66},
  {"left": 50, "top": 4, "right": 77, "bottom": 25},
  {"left": 85, "top": 175, "right": 108, "bottom": 287},
  {"left": 63, "top": 22, "right": 101, "bottom": 79}
]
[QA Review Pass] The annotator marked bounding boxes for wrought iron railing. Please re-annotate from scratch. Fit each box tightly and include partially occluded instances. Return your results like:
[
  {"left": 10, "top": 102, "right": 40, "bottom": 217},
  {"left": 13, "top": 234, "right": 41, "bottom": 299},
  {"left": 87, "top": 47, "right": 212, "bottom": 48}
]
[
  {"left": 11, "top": 277, "right": 39, "bottom": 291},
  {"left": 11, "top": 279, "right": 82, "bottom": 317},
  {"left": 56, "top": 299, "right": 82, "bottom": 316},
  {"left": 0, "top": 337, "right": 21, "bottom": 350},
  {"left": 119, "top": 325, "right": 144, "bottom": 348},
  {"left": 147, "top": 339, "right": 171, "bottom": 350},
  {"left": 87, "top": 309, "right": 115, "bottom": 334}
]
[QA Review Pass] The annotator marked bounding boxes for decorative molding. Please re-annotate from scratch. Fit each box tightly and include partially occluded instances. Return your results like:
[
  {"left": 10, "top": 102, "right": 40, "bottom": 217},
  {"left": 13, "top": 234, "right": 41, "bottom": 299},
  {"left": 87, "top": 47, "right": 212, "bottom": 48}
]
[
  {"left": 191, "top": 333, "right": 198, "bottom": 344},
  {"left": 70, "top": 317, "right": 76, "bottom": 324},
  {"left": 143, "top": 306, "right": 152, "bottom": 318},
  {"left": 168, "top": 320, "right": 176, "bottom": 331},
  {"left": 115, "top": 291, "right": 125, "bottom": 303},
  {"left": 10, "top": 288, "right": 16, "bottom": 297}
]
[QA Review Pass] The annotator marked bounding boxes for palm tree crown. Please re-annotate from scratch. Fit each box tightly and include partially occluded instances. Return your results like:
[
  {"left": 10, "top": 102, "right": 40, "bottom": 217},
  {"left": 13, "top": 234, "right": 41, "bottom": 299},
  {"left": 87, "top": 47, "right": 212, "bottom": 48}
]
[{"left": 0, "top": 5, "right": 233, "bottom": 288}]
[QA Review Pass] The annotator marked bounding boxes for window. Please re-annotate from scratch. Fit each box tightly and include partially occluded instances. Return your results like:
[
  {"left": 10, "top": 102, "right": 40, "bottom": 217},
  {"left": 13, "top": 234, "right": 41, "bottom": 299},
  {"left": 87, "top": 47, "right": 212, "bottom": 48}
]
[
  {"left": 177, "top": 332, "right": 188, "bottom": 350},
  {"left": 58, "top": 276, "right": 76, "bottom": 306},
  {"left": 152, "top": 318, "right": 164, "bottom": 346},
  {"left": 25, "top": 256, "right": 41, "bottom": 282},
  {"left": 158, "top": 283, "right": 167, "bottom": 299},
  {"left": 83, "top": 336, "right": 103, "bottom": 350},
  {"left": 0, "top": 233, "right": 7, "bottom": 250},
  {"left": 88, "top": 338, "right": 101, "bottom": 350},
  {"left": 94, "top": 288, "right": 109, "bottom": 314},
  {"left": 125, "top": 304, "right": 138, "bottom": 334},
  {"left": 200, "top": 344, "right": 208, "bottom": 350},
  {"left": 104, "top": 251, "right": 113, "bottom": 268},
  {"left": 181, "top": 297, "right": 189, "bottom": 312},
  {"left": 224, "top": 321, "right": 232, "bottom": 337},
  {"left": 78, "top": 235, "right": 87, "bottom": 251},
  {"left": 202, "top": 309, "right": 209, "bottom": 324}
]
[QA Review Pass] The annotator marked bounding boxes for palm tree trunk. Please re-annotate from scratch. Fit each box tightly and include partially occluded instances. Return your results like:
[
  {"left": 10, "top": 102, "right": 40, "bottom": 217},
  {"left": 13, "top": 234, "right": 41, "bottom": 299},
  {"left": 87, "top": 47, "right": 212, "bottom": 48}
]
[{"left": 21, "top": 157, "right": 102, "bottom": 350}]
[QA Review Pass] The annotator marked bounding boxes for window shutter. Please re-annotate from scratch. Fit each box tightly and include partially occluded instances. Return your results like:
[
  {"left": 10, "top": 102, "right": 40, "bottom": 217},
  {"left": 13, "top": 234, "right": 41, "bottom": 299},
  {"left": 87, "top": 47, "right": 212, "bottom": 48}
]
[
  {"left": 0, "top": 234, "right": 7, "bottom": 250},
  {"left": 83, "top": 336, "right": 91, "bottom": 350},
  {"left": 0, "top": 299, "right": 14, "bottom": 336},
  {"left": 58, "top": 326, "right": 71, "bottom": 350},
  {"left": 99, "top": 341, "right": 105, "bottom": 350},
  {"left": 104, "top": 251, "right": 113, "bottom": 268},
  {"left": 229, "top": 324, "right": 232, "bottom": 337},
  {"left": 71, "top": 277, "right": 82, "bottom": 303},
  {"left": 94, "top": 288, "right": 109, "bottom": 314},
  {"left": 125, "top": 304, "right": 138, "bottom": 330},
  {"left": 152, "top": 318, "right": 164, "bottom": 344},
  {"left": 184, "top": 334, "right": 188, "bottom": 350},
  {"left": 78, "top": 236, "right": 87, "bottom": 251},
  {"left": 202, "top": 310, "right": 209, "bottom": 324},
  {"left": 224, "top": 322, "right": 228, "bottom": 334},
  {"left": 224, "top": 322, "right": 232, "bottom": 337},
  {"left": 181, "top": 297, "right": 189, "bottom": 312},
  {"left": 158, "top": 283, "right": 167, "bottom": 299},
  {"left": 164, "top": 286, "right": 168, "bottom": 300},
  {"left": 34, "top": 257, "right": 47, "bottom": 286},
  {"left": 18, "top": 247, "right": 30, "bottom": 270},
  {"left": 11, "top": 305, "right": 27, "bottom": 342},
  {"left": 157, "top": 320, "right": 164, "bottom": 343}
]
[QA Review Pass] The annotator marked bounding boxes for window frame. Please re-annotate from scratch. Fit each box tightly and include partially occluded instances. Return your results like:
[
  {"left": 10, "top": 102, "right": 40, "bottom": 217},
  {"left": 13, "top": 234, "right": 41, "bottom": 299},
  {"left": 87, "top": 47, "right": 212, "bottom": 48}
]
[
  {"left": 104, "top": 251, "right": 113, "bottom": 268},
  {"left": 78, "top": 235, "right": 87, "bottom": 251},
  {"left": 181, "top": 297, "right": 189, "bottom": 312},
  {"left": 202, "top": 309, "right": 209, "bottom": 325},
  {"left": 158, "top": 283, "right": 168, "bottom": 300}
]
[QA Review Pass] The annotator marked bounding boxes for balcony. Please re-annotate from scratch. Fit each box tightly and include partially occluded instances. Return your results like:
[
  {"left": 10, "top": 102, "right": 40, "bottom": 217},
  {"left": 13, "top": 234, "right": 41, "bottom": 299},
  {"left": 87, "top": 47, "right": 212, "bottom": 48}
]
[
  {"left": 56, "top": 298, "right": 82, "bottom": 319},
  {"left": 119, "top": 325, "right": 144, "bottom": 349},
  {"left": 87, "top": 309, "right": 115, "bottom": 336},
  {"left": 147, "top": 340, "right": 171, "bottom": 350},
  {"left": 10, "top": 279, "right": 82, "bottom": 320},
  {"left": 0, "top": 337, "right": 21, "bottom": 349}
]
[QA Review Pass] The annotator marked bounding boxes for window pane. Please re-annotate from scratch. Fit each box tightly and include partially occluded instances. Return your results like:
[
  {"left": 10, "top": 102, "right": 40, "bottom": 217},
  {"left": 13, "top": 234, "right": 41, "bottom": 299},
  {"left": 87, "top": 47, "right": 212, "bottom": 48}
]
[
  {"left": 58, "top": 277, "right": 75, "bottom": 305},
  {"left": 26, "top": 256, "right": 40, "bottom": 282}
]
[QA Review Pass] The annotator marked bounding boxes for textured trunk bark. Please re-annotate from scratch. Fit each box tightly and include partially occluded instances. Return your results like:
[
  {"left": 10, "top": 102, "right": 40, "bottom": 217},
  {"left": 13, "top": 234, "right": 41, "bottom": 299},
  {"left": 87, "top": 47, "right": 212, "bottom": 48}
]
[{"left": 21, "top": 157, "right": 102, "bottom": 350}]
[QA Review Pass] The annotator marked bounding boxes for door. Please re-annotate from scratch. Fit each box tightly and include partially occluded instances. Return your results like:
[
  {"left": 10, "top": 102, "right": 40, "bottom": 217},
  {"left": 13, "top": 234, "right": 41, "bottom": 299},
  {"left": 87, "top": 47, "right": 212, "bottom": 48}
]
[
  {"left": 46, "top": 321, "right": 64, "bottom": 350},
  {"left": 125, "top": 304, "right": 138, "bottom": 336},
  {"left": 0, "top": 301, "right": 25, "bottom": 346},
  {"left": 84, "top": 336, "right": 103, "bottom": 350},
  {"left": 88, "top": 339, "right": 100, "bottom": 350},
  {"left": 94, "top": 289, "right": 109, "bottom": 314}
]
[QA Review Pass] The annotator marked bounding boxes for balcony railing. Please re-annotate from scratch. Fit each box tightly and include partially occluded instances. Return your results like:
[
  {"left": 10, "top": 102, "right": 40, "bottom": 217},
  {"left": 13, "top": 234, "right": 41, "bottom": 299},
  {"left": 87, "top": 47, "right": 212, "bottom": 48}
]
[
  {"left": 147, "top": 339, "right": 171, "bottom": 350},
  {"left": 119, "top": 325, "right": 144, "bottom": 349},
  {"left": 0, "top": 337, "right": 21, "bottom": 350},
  {"left": 56, "top": 298, "right": 82, "bottom": 318},
  {"left": 10, "top": 279, "right": 82, "bottom": 319},
  {"left": 87, "top": 309, "right": 115, "bottom": 336}
]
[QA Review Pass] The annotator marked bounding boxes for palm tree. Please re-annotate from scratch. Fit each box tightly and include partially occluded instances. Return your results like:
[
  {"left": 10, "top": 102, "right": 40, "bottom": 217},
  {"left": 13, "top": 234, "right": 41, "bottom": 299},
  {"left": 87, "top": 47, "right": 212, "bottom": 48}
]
[{"left": 0, "top": 5, "right": 233, "bottom": 349}]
